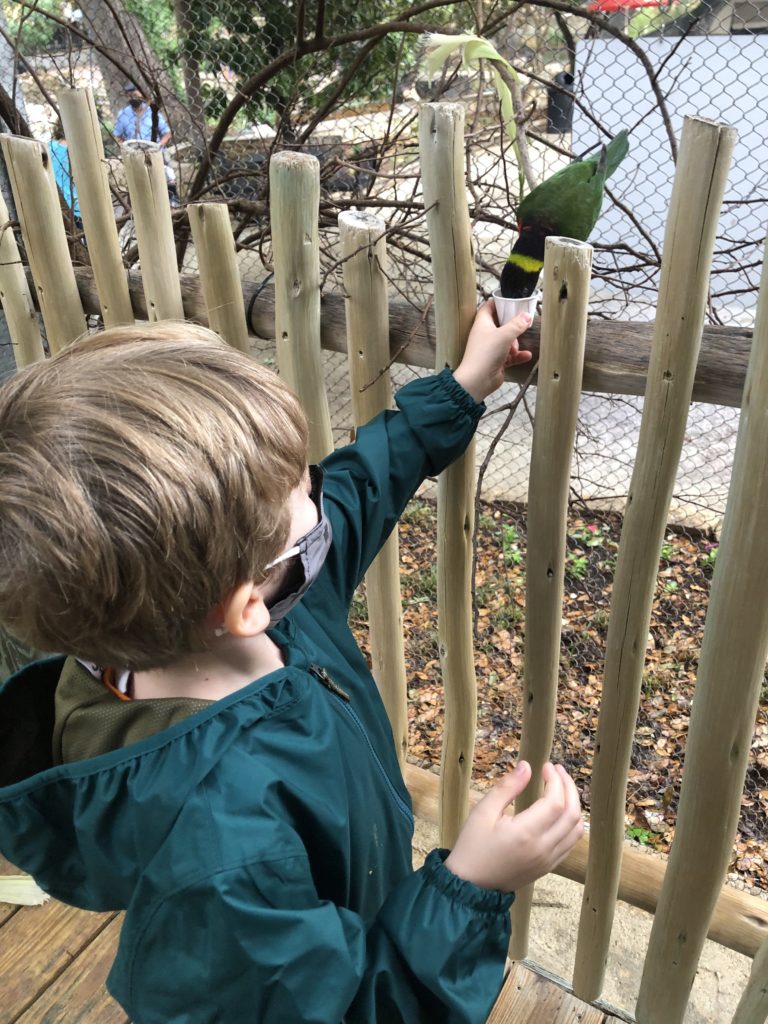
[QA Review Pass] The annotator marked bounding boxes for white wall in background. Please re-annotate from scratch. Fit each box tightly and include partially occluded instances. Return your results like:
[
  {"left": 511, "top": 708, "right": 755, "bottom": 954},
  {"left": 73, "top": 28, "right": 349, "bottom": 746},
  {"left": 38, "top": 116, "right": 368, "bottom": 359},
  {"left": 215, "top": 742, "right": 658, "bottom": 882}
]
[{"left": 573, "top": 35, "right": 768, "bottom": 322}]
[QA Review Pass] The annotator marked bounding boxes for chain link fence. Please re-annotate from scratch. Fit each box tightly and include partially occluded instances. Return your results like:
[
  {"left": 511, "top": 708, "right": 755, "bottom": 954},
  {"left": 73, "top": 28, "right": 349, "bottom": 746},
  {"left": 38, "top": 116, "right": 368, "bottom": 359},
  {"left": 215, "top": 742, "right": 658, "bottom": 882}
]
[{"left": 1, "top": 0, "right": 766, "bottom": 905}]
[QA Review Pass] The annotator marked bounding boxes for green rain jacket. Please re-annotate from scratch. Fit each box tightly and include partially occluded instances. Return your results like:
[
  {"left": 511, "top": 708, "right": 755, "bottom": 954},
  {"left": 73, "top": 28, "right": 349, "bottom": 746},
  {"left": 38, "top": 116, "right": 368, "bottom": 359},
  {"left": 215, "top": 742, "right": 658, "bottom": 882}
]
[{"left": 0, "top": 369, "right": 513, "bottom": 1024}]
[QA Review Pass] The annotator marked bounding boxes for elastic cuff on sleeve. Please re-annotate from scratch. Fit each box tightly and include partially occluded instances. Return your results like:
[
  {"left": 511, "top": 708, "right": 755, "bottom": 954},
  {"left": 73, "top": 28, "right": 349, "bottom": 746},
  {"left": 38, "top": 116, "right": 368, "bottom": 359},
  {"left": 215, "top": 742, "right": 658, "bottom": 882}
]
[
  {"left": 423, "top": 848, "right": 515, "bottom": 914},
  {"left": 435, "top": 366, "right": 486, "bottom": 419}
]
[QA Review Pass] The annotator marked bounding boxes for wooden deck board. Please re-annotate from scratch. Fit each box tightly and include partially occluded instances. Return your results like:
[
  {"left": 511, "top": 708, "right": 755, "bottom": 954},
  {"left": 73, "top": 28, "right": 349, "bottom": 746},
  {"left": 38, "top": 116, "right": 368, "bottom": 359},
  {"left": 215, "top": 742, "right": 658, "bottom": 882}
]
[
  {"left": 0, "top": 897, "right": 117, "bottom": 1024},
  {"left": 15, "top": 916, "right": 127, "bottom": 1024},
  {"left": 0, "top": 891, "right": 620, "bottom": 1024},
  {"left": 488, "top": 961, "right": 610, "bottom": 1024}
]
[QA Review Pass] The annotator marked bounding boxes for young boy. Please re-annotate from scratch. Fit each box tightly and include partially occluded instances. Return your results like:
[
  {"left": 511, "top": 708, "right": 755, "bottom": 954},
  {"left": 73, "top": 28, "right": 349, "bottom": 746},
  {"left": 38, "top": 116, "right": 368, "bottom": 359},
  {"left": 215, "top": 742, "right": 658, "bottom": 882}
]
[{"left": 0, "top": 307, "right": 582, "bottom": 1023}]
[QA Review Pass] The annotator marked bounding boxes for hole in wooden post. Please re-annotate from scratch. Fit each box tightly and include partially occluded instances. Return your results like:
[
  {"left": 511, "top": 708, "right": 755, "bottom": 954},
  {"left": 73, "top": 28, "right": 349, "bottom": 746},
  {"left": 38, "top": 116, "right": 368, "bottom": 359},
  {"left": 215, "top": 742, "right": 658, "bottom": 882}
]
[
  {"left": 663, "top": 370, "right": 673, "bottom": 381},
  {"left": 553, "top": 372, "right": 560, "bottom": 381},
  {"left": 559, "top": 281, "right": 568, "bottom": 302},
  {"left": 546, "top": 567, "right": 554, "bottom": 578}
]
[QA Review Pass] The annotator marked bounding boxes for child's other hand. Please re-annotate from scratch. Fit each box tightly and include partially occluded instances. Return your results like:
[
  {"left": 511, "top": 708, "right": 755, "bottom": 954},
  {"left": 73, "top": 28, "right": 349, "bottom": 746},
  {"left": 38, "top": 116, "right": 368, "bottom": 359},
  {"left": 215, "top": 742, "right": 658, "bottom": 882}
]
[
  {"left": 444, "top": 762, "right": 583, "bottom": 894},
  {"left": 453, "top": 299, "right": 533, "bottom": 403}
]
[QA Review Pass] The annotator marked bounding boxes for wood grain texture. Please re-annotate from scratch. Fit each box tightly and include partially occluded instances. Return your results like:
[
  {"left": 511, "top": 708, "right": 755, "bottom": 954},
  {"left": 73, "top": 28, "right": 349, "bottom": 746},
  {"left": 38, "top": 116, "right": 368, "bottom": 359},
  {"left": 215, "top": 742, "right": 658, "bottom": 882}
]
[
  {"left": 187, "top": 202, "right": 249, "bottom": 351},
  {"left": 510, "top": 237, "right": 592, "bottom": 960},
  {"left": 0, "top": 190, "right": 44, "bottom": 367},
  {"left": 15, "top": 915, "right": 125, "bottom": 1024},
  {"left": 0, "top": 899, "right": 114, "bottom": 1022},
  {"left": 637, "top": 149, "right": 768, "bottom": 1024},
  {"left": 269, "top": 151, "right": 333, "bottom": 461},
  {"left": 122, "top": 148, "right": 184, "bottom": 321},
  {"left": 575, "top": 116, "right": 737, "bottom": 1005},
  {"left": 1, "top": 135, "right": 86, "bottom": 352},
  {"left": 73, "top": 268, "right": 751, "bottom": 408},
  {"left": 418, "top": 102, "right": 478, "bottom": 849},
  {"left": 488, "top": 961, "right": 607, "bottom": 1024},
  {"left": 339, "top": 210, "right": 408, "bottom": 766},
  {"left": 58, "top": 87, "right": 133, "bottom": 327}
]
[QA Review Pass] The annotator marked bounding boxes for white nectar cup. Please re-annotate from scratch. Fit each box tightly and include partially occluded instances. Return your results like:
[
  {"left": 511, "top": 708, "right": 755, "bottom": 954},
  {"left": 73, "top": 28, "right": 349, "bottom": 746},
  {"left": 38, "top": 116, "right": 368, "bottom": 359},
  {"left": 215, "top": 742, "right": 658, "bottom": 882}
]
[{"left": 492, "top": 290, "right": 540, "bottom": 327}]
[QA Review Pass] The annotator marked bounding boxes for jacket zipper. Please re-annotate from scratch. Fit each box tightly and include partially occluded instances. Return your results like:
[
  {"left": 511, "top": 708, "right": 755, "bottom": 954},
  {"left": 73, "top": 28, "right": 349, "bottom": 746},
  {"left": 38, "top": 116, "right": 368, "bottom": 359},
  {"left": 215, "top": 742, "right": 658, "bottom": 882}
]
[{"left": 311, "top": 666, "right": 414, "bottom": 826}]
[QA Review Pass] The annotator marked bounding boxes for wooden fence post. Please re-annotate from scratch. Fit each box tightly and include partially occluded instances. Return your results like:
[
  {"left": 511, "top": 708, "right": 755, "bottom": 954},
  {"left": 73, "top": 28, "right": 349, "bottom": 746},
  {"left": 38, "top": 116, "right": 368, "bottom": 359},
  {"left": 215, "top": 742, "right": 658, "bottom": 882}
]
[
  {"left": 269, "top": 151, "right": 333, "bottom": 462},
  {"left": 0, "top": 136, "right": 86, "bottom": 353},
  {"left": 58, "top": 87, "right": 133, "bottom": 327},
  {"left": 635, "top": 231, "right": 768, "bottom": 1023},
  {"left": 339, "top": 209, "right": 408, "bottom": 766},
  {"left": 0, "top": 190, "right": 44, "bottom": 367},
  {"left": 187, "top": 203, "right": 249, "bottom": 352},
  {"left": 731, "top": 937, "right": 768, "bottom": 1024},
  {"left": 418, "top": 102, "right": 478, "bottom": 847},
  {"left": 573, "top": 116, "right": 736, "bottom": 1001},
  {"left": 508, "top": 236, "right": 592, "bottom": 959},
  {"left": 122, "top": 148, "right": 184, "bottom": 321}
]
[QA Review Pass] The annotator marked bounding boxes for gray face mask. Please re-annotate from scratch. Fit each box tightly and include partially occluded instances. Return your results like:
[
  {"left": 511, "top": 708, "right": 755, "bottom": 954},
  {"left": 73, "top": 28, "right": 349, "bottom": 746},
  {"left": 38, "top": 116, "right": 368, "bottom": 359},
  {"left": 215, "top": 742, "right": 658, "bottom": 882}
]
[{"left": 266, "top": 465, "right": 332, "bottom": 625}]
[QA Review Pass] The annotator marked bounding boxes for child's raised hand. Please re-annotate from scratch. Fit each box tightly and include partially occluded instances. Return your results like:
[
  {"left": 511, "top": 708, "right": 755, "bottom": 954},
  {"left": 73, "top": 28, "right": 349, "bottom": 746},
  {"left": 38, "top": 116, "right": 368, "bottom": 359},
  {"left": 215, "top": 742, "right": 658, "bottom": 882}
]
[
  {"left": 453, "top": 300, "right": 533, "bottom": 403},
  {"left": 444, "top": 762, "right": 583, "bottom": 894}
]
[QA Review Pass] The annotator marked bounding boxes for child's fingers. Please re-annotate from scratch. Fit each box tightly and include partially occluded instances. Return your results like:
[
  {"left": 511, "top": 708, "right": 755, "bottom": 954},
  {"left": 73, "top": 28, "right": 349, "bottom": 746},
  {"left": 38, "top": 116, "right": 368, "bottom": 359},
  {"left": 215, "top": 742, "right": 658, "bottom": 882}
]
[
  {"left": 504, "top": 340, "right": 534, "bottom": 367},
  {"left": 476, "top": 298, "right": 499, "bottom": 328},
  {"left": 498, "top": 311, "right": 533, "bottom": 339},
  {"left": 510, "top": 764, "right": 567, "bottom": 832},
  {"left": 476, "top": 761, "right": 532, "bottom": 819},
  {"left": 557, "top": 764, "right": 582, "bottom": 821}
]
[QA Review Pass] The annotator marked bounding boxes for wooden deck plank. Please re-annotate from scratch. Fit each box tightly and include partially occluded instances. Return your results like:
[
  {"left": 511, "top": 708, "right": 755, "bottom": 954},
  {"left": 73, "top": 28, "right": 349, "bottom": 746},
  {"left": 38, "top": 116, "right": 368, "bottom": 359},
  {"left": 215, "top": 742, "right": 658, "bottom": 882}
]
[
  {"left": 0, "top": 900, "right": 114, "bottom": 1024},
  {"left": 488, "top": 962, "right": 608, "bottom": 1024},
  {"left": 16, "top": 915, "right": 126, "bottom": 1024}
]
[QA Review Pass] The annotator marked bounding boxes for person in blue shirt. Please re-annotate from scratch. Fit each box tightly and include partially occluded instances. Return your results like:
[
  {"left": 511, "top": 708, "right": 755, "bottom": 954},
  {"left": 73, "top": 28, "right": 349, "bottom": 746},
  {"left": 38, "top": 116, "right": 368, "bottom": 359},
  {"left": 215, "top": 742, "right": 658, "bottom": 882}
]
[
  {"left": 113, "top": 82, "right": 179, "bottom": 205},
  {"left": 0, "top": 311, "right": 583, "bottom": 1023},
  {"left": 49, "top": 122, "right": 82, "bottom": 227},
  {"left": 113, "top": 81, "right": 171, "bottom": 146}
]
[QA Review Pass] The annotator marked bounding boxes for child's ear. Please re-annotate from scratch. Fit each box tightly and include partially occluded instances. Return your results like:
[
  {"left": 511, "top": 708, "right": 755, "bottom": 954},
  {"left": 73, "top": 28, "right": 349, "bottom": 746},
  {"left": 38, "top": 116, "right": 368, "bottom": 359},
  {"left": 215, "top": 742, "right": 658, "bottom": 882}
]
[{"left": 221, "top": 581, "right": 270, "bottom": 637}]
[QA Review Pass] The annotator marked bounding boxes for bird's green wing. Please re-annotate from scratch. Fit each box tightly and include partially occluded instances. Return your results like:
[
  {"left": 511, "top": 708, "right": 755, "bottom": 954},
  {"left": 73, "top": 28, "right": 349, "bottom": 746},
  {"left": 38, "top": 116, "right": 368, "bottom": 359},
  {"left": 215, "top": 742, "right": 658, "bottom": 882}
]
[{"left": 516, "top": 130, "right": 630, "bottom": 242}]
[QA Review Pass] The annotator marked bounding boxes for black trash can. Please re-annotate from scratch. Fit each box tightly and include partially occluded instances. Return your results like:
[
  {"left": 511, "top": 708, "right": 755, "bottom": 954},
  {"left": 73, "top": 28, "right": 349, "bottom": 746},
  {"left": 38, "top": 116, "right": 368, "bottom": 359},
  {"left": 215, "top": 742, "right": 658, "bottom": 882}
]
[{"left": 546, "top": 71, "right": 575, "bottom": 133}]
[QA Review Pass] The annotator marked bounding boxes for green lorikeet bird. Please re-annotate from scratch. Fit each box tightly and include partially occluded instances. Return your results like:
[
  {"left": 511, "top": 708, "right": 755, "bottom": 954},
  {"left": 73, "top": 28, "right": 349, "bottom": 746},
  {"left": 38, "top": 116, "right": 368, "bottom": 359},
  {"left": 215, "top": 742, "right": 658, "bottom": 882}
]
[{"left": 500, "top": 130, "right": 630, "bottom": 298}]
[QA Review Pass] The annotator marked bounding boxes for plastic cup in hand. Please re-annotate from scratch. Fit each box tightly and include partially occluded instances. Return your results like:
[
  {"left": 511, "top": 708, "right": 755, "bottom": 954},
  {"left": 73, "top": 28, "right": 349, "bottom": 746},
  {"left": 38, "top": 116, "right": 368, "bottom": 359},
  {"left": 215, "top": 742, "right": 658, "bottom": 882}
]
[{"left": 492, "top": 290, "right": 540, "bottom": 327}]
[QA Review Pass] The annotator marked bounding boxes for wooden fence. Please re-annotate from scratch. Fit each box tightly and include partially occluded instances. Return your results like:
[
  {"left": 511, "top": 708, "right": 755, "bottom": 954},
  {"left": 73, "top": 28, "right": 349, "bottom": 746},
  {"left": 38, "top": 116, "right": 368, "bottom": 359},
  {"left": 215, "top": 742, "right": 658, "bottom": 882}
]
[{"left": 1, "top": 90, "right": 767, "bottom": 1023}]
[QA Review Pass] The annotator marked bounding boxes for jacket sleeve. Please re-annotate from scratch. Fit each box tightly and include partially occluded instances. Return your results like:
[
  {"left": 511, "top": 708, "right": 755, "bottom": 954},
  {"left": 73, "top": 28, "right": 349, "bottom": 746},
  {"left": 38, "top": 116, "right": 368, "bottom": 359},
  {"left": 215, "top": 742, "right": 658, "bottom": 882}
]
[
  {"left": 320, "top": 368, "right": 484, "bottom": 606},
  {"left": 112, "top": 848, "right": 512, "bottom": 1024}
]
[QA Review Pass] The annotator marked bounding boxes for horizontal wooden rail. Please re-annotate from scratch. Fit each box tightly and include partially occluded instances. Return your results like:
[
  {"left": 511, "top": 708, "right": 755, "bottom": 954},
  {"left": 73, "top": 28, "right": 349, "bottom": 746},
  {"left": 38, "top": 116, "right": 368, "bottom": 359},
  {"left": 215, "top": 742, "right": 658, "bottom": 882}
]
[
  {"left": 70, "top": 268, "right": 751, "bottom": 409},
  {"left": 404, "top": 762, "right": 768, "bottom": 960}
]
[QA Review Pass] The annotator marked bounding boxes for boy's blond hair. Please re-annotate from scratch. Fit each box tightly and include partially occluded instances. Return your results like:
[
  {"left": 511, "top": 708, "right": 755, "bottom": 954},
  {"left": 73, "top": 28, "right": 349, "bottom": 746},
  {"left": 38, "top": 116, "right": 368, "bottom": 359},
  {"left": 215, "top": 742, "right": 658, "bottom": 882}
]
[{"left": 0, "top": 322, "right": 309, "bottom": 671}]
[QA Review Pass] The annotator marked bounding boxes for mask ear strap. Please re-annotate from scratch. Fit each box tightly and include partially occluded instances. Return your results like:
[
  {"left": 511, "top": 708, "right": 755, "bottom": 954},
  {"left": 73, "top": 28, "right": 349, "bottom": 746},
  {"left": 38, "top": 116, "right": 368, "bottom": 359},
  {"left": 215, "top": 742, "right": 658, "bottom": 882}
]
[{"left": 265, "top": 545, "right": 301, "bottom": 571}]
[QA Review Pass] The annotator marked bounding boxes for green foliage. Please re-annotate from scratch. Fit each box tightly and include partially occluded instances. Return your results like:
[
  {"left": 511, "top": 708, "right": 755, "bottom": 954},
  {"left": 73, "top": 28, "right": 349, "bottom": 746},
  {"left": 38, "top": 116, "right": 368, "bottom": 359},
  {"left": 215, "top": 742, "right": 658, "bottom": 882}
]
[
  {"left": 566, "top": 552, "right": 589, "bottom": 579},
  {"left": 3, "top": 0, "right": 63, "bottom": 53},
  {"left": 500, "top": 523, "right": 524, "bottom": 567},
  {"left": 178, "top": 0, "right": 466, "bottom": 129},
  {"left": 404, "top": 564, "right": 438, "bottom": 605},
  {"left": 625, "top": 1, "right": 688, "bottom": 38},
  {"left": 401, "top": 500, "right": 435, "bottom": 528},
  {"left": 700, "top": 545, "right": 718, "bottom": 572},
  {"left": 571, "top": 523, "right": 606, "bottom": 549},
  {"left": 349, "top": 589, "right": 369, "bottom": 624},
  {"left": 660, "top": 541, "right": 676, "bottom": 562},
  {"left": 626, "top": 825, "right": 654, "bottom": 845},
  {"left": 125, "top": 0, "right": 177, "bottom": 67}
]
